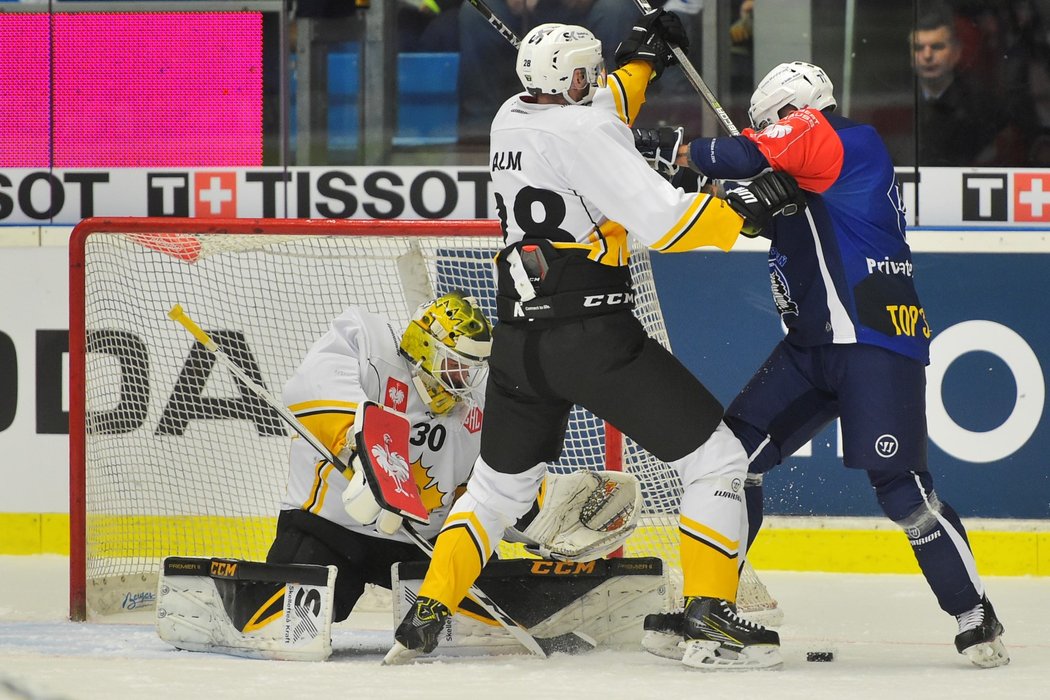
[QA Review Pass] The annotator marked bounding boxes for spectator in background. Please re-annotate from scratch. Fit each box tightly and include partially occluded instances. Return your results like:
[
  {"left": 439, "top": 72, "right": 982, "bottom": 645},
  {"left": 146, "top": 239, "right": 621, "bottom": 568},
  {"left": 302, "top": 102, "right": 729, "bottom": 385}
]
[
  {"left": 911, "top": 2, "right": 1036, "bottom": 165},
  {"left": 456, "top": 1, "right": 639, "bottom": 143}
]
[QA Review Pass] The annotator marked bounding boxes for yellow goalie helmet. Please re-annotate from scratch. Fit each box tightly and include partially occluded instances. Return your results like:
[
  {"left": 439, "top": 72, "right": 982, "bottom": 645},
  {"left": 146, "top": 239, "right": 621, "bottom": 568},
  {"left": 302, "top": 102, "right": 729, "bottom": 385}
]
[{"left": 400, "top": 291, "right": 493, "bottom": 414}]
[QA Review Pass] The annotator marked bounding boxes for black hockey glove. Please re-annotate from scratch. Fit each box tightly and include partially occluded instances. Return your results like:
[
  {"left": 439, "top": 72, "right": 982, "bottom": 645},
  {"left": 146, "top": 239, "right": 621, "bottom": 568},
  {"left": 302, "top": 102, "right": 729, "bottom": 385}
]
[
  {"left": 614, "top": 9, "right": 690, "bottom": 80},
  {"left": 633, "top": 126, "right": 684, "bottom": 179},
  {"left": 724, "top": 171, "right": 806, "bottom": 237}
]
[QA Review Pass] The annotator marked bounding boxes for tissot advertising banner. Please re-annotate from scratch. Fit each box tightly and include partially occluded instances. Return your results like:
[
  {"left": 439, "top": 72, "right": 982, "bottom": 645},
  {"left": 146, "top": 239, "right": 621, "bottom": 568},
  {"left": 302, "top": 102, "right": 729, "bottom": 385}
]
[
  {"left": 1, "top": 167, "right": 1049, "bottom": 226},
  {"left": 0, "top": 168, "right": 496, "bottom": 223}
]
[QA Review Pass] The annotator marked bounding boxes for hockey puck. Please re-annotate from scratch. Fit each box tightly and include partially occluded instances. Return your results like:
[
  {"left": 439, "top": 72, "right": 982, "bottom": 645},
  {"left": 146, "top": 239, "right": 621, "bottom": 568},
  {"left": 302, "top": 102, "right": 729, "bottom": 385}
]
[{"left": 806, "top": 650, "right": 835, "bottom": 662}]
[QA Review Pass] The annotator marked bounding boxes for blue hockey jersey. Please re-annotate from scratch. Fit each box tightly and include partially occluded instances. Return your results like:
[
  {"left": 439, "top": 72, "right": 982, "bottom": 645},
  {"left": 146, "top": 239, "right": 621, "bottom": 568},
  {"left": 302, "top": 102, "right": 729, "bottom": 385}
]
[{"left": 689, "top": 108, "right": 930, "bottom": 364}]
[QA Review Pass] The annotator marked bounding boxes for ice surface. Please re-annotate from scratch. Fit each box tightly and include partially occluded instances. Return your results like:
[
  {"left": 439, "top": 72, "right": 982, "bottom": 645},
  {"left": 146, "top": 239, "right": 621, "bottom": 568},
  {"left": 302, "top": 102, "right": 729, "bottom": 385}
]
[{"left": 1, "top": 555, "right": 1046, "bottom": 700}]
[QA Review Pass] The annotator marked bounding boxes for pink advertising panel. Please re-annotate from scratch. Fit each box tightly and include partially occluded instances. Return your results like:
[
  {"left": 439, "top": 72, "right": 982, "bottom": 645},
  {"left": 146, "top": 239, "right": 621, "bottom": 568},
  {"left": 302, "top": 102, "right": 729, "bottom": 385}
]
[{"left": 1, "top": 12, "right": 263, "bottom": 168}]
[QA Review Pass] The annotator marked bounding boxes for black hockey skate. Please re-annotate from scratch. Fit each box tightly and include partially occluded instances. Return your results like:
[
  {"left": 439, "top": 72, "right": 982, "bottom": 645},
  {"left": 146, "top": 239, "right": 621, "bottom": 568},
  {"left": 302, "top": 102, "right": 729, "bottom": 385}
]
[
  {"left": 642, "top": 609, "right": 685, "bottom": 660},
  {"left": 383, "top": 596, "right": 451, "bottom": 665},
  {"left": 680, "top": 596, "right": 782, "bottom": 670},
  {"left": 954, "top": 595, "right": 1009, "bottom": 668}
]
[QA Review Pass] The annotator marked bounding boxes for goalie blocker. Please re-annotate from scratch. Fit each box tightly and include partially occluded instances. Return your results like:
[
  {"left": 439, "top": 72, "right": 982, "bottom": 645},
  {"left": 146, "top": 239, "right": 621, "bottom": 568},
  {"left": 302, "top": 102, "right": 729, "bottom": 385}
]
[
  {"left": 156, "top": 557, "right": 337, "bottom": 661},
  {"left": 341, "top": 400, "right": 429, "bottom": 535},
  {"left": 393, "top": 556, "right": 670, "bottom": 654}
]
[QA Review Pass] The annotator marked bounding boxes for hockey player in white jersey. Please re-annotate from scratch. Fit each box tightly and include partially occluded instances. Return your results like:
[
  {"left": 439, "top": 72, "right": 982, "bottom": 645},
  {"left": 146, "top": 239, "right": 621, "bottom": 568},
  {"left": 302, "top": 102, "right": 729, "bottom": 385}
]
[
  {"left": 390, "top": 10, "right": 806, "bottom": 663},
  {"left": 264, "top": 291, "right": 494, "bottom": 622}
]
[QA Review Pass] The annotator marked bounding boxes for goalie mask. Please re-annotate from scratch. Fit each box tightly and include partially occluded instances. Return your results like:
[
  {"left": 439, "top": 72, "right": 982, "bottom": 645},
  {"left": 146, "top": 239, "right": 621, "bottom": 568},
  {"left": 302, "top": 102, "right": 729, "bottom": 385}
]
[
  {"left": 748, "top": 61, "right": 836, "bottom": 130},
  {"left": 400, "top": 291, "right": 492, "bottom": 414},
  {"left": 516, "top": 23, "right": 604, "bottom": 105}
]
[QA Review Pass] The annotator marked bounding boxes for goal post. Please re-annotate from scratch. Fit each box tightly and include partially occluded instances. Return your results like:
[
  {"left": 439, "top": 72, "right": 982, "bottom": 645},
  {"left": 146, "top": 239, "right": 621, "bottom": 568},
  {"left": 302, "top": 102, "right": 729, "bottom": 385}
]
[{"left": 68, "top": 217, "right": 779, "bottom": 623}]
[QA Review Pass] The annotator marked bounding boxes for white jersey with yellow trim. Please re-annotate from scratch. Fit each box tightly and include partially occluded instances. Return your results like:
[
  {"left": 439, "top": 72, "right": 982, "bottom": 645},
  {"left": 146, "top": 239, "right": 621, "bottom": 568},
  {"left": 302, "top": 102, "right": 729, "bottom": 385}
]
[
  {"left": 489, "top": 62, "right": 746, "bottom": 261},
  {"left": 279, "top": 306, "right": 485, "bottom": 542}
]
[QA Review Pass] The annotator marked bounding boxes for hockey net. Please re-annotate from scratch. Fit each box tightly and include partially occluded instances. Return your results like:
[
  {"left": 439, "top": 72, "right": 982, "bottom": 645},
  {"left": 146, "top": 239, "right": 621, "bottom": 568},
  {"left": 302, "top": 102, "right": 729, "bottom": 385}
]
[{"left": 69, "top": 217, "right": 779, "bottom": 624}]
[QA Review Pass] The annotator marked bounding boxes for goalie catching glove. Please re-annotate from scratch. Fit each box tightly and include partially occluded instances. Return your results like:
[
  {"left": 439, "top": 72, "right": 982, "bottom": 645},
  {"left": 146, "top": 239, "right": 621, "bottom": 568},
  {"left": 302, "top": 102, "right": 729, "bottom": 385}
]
[
  {"left": 634, "top": 126, "right": 684, "bottom": 180},
  {"left": 506, "top": 470, "right": 643, "bottom": 562},
  {"left": 614, "top": 8, "right": 690, "bottom": 80},
  {"left": 724, "top": 170, "right": 806, "bottom": 237}
]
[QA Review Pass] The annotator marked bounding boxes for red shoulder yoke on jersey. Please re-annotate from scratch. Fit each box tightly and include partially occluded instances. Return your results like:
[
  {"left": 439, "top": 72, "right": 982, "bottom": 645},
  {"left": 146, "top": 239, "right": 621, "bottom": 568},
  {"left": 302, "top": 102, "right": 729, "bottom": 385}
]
[
  {"left": 354, "top": 401, "right": 429, "bottom": 525},
  {"left": 744, "top": 108, "right": 844, "bottom": 193}
]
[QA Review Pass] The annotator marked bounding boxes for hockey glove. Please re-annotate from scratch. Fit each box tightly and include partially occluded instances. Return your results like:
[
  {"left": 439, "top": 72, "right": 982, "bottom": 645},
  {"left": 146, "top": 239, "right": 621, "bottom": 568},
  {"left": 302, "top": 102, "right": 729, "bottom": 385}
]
[
  {"left": 724, "top": 170, "right": 806, "bottom": 237},
  {"left": 614, "top": 9, "right": 690, "bottom": 80},
  {"left": 634, "top": 126, "right": 684, "bottom": 180},
  {"left": 507, "top": 470, "right": 643, "bottom": 562}
]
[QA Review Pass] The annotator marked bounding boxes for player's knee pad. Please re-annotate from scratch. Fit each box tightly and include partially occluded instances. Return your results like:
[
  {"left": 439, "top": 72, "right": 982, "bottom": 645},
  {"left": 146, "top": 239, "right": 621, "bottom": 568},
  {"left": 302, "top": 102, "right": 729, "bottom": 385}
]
[
  {"left": 868, "top": 469, "right": 940, "bottom": 531},
  {"left": 677, "top": 421, "right": 750, "bottom": 489},
  {"left": 466, "top": 457, "right": 549, "bottom": 525}
]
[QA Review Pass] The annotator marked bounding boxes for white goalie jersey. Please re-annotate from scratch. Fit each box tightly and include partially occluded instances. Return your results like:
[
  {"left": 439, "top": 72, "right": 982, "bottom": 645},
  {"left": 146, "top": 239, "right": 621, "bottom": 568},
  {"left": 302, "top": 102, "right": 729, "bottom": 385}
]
[{"left": 279, "top": 306, "right": 485, "bottom": 542}]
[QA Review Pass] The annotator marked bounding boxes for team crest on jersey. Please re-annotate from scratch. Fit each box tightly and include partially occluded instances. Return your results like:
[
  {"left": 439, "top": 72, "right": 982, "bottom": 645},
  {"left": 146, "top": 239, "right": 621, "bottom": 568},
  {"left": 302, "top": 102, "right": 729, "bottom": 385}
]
[
  {"left": 759, "top": 123, "right": 793, "bottom": 139},
  {"left": 384, "top": 378, "right": 409, "bottom": 411},
  {"left": 462, "top": 405, "right": 483, "bottom": 434}
]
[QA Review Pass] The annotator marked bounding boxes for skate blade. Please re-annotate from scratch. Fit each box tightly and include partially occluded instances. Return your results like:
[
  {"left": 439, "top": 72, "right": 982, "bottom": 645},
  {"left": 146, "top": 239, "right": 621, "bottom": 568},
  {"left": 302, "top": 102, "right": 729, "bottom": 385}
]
[
  {"left": 641, "top": 631, "right": 684, "bottom": 661},
  {"left": 963, "top": 637, "right": 1010, "bottom": 668},
  {"left": 682, "top": 640, "right": 783, "bottom": 671},
  {"left": 382, "top": 641, "right": 422, "bottom": 666}
]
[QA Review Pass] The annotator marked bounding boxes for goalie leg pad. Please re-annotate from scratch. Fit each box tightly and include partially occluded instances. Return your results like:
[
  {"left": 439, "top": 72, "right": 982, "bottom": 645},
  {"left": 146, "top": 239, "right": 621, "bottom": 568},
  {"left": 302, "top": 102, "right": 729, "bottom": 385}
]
[
  {"left": 393, "top": 557, "right": 670, "bottom": 654},
  {"left": 156, "top": 557, "right": 336, "bottom": 661}
]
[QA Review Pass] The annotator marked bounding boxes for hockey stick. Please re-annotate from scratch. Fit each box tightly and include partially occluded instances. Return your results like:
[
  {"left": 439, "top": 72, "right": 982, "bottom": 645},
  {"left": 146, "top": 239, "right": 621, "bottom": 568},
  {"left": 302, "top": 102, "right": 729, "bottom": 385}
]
[
  {"left": 465, "top": 0, "right": 521, "bottom": 48},
  {"left": 630, "top": 0, "right": 740, "bottom": 136},
  {"left": 166, "top": 304, "right": 553, "bottom": 660}
]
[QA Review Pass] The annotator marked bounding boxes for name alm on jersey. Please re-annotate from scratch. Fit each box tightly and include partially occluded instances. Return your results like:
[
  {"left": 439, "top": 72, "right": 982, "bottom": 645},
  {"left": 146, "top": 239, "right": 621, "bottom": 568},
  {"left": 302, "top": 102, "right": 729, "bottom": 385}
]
[{"left": 492, "top": 151, "right": 522, "bottom": 171}]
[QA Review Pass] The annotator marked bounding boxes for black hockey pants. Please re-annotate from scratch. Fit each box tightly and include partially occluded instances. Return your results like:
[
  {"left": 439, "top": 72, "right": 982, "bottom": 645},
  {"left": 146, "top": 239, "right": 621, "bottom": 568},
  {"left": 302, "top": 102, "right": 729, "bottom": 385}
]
[
  {"left": 480, "top": 310, "right": 724, "bottom": 474},
  {"left": 267, "top": 509, "right": 427, "bottom": 621}
]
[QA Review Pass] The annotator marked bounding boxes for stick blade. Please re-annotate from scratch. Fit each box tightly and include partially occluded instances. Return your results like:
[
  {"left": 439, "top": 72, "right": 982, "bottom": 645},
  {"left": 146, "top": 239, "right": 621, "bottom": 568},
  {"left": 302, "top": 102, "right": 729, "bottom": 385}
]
[{"left": 382, "top": 641, "right": 422, "bottom": 666}]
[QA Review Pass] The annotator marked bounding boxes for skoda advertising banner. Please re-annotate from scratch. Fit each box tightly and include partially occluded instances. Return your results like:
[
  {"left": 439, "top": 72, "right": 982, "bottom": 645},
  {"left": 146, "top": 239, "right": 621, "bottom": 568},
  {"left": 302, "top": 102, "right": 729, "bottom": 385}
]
[{"left": 0, "top": 166, "right": 1046, "bottom": 521}]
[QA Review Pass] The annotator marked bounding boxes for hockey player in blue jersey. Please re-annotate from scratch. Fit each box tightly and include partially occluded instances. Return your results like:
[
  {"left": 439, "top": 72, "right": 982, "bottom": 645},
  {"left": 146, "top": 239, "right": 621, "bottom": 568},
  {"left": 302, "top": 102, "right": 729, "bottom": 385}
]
[{"left": 641, "top": 61, "right": 1009, "bottom": 669}]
